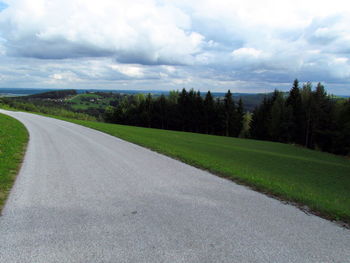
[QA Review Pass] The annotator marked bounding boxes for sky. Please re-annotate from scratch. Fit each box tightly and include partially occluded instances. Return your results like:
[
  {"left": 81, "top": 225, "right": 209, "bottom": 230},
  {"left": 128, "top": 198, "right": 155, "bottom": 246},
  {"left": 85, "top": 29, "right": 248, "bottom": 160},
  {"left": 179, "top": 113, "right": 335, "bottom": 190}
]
[{"left": 0, "top": 0, "right": 350, "bottom": 94}]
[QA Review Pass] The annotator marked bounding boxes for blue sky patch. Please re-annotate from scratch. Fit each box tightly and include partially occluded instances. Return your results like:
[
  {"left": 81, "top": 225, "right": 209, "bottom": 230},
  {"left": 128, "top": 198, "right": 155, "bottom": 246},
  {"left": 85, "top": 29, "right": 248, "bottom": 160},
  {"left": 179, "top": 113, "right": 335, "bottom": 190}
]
[{"left": 0, "top": 2, "right": 8, "bottom": 12}]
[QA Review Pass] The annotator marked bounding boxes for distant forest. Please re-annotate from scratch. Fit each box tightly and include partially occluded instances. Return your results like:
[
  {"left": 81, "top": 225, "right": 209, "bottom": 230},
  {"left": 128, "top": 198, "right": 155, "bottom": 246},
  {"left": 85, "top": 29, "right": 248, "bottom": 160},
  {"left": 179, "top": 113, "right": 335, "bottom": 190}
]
[
  {"left": 1, "top": 80, "right": 349, "bottom": 155},
  {"left": 104, "top": 89, "right": 245, "bottom": 138}
]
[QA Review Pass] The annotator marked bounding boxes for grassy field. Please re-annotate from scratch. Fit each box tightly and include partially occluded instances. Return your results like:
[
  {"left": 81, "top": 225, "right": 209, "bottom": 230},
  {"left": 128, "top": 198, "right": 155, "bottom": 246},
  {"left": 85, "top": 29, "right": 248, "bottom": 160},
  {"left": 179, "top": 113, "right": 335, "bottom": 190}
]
[
  {"left": 0, "top": 113, "right": 28, "bottom": 212},
  {"left": 51, "top": 116, "right": 350, "bottom": 224},
  {"left": 68, "top": 93, "right": 114, "bottom": 110}
]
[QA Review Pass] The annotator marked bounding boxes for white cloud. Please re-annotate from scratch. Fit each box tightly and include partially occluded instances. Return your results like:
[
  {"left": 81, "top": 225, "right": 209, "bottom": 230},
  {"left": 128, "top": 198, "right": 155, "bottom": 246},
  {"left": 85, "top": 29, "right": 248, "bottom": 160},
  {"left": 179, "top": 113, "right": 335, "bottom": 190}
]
[
  {"left": 110, "top": 64, "right": 144, "bottom": 78},
  {"left": 0, "top": 0, "right": 204, "bottom": 64},
  {"left": 47, "top": 72, "right": 81, "bottom": 84},
  {"left": 232, "top": 48, "right": 264, "bottom": 58}
]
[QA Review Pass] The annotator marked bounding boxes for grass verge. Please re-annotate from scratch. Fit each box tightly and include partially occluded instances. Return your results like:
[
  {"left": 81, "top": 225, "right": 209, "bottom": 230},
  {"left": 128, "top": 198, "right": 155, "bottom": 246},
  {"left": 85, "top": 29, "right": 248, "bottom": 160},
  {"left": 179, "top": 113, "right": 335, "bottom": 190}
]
[
  {"left": 50, "top": 116, "right": 350, "bottom": 225},
  {"left": 0, "top": 113, "right": 28, "bottom": 213}
]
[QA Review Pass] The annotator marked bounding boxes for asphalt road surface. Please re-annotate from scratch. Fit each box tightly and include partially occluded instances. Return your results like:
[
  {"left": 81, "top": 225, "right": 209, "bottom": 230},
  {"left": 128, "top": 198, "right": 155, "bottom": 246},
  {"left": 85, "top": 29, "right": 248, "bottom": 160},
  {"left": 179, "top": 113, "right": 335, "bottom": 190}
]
[{"left": 0, "top": 110, "right": 349, "bottom": 263}]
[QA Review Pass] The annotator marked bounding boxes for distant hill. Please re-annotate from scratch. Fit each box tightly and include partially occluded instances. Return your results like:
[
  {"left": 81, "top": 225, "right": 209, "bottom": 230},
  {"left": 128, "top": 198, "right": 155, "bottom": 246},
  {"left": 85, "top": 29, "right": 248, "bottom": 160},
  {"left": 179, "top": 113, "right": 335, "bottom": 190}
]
[
  {"left": 27, "top": 89, "right": 77, "bottom": 99},
  {"left": 0, "top": 88, "right": 58, "bottom": 97},
  {"left": 1, "top": 88, "right": 273, "bottom": 111}
]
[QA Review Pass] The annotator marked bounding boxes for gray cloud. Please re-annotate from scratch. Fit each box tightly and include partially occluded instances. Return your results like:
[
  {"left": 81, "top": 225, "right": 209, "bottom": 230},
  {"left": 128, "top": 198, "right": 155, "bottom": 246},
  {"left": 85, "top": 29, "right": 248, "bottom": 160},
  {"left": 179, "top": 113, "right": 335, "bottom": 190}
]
[
  {"left": 0, "top": 0, "right": 350, "bottom": 94},
  {"left": 0, "top": 0, "right": 204, "bottom": 65}
]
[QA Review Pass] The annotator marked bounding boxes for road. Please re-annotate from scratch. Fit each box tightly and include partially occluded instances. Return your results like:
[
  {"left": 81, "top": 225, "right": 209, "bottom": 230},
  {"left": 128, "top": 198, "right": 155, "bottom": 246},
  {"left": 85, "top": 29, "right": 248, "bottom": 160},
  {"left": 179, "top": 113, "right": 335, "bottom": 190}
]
[{"left": 0, "top": 110, "right": 349, "bottom": 263}]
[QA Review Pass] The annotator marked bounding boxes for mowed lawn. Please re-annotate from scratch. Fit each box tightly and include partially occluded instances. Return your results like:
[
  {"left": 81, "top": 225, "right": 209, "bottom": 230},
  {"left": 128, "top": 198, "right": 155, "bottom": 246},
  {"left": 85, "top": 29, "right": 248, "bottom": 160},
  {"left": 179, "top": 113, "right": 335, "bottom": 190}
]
[
  {"left": 0, "top": 113, "right": 28, "bottom": 212},
  {"left": 56, "top": 117, "right": 350, "bottom": 223}
]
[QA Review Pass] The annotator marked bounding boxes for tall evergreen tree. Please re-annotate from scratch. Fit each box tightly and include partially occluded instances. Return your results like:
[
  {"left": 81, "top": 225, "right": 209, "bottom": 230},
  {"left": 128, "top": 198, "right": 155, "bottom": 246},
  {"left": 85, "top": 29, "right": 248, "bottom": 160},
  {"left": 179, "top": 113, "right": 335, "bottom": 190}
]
[
  {"left": 286, "top": 79, "right": 304, "bottom": 144},
  {"left": 153, "top": 94, "right": 167, "bottom": 129},
  {"left": 223, "top": 90, "right": 236, "bottom": 136},
  {"left": 301, "top": 82, "right": 313, "bottom": 147},
  {"left": 235, "top": 98, "right": 244, "bottom": 137},
  {"left": 204, "top": 91, "right": 214, "bottom": 134},
  {"left": 187, "top": 89, "right": 196, "bottom": 132},
  {"left": 167, "top": 91, "right": 180, "bottom": 130},
  {"left": 311, "top": 83, "right": 335, "bottom": 151},
  {"left": 178, "top": 88, "right": 189, "bottom": 131},
  {"left": 251, "top": 91, "right": 278, "bottom": 140},
  {"left": 334, "top": 99, "right": 350, "bottom": 154},
  {"left": 143, "top": 93, "right": 153, "bottom": 127},
  {"left": 214, "top": 97, "right": 225, "bottom": 135},
  {"left": 269, "top": 91, "right": 292, "bottom": 142},
  {"left": 194, "top": 91, "right": 204, "bottom": 133},
  {"left": 251, "top": 97, "right": 271, "bottom": 140}
]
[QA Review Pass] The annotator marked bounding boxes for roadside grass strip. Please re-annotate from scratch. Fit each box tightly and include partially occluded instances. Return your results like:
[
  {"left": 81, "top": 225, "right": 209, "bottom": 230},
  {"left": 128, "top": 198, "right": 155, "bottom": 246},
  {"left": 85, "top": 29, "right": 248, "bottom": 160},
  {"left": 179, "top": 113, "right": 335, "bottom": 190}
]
[{"left": 0, "top": 113, "right": 28, "bottom": 212}]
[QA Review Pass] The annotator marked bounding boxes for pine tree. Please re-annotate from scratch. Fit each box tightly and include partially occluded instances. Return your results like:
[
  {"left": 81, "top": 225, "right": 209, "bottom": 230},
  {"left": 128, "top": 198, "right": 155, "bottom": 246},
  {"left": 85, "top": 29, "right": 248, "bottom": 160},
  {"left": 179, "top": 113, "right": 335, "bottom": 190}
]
[
  {"left": 144, "top": 93, "right": 153, "bottom": 127},
  {"left": 178, "top": 88, "right": 188, "bottom": 131},
  {"left": 187, "top": 89, "right": 197, "bottom": 132},
  {"left": 334, "top": 99, "right": 350, "bottom": 154},
  {"left": 251, "top": 97, "right": 271, "bottom": 140},
  {"left": 194, "top": 91, "right": 204, "bottom": 133},
  {"left": 153, "top": 94, "right": 167, "bottom": 129},
  {"left": 251, "top": 90, "right": 279, "bottom": 140},
  {"left": 204, "top": 91, "right": 214, "bottom": 134},
  {"left": 301, "top": 82, "right": 313, "bottom": 147},
  {"left": 223, "top": 90, "right": 236, "bottom": 136},
  {"left": 311, "top": 83, "right": 335, "bottom": 151},
  {"left": 214, "top": 97, "right": 225, "bottom": 135},
  {"left": 269, "top": 91, "right": 286, "bottom": 141},
  {"left": 235, "top": 98, "right": 244, "bottom": 137},
  {"left": 286, "top": 79, "right": 304, "bottom": 144}
]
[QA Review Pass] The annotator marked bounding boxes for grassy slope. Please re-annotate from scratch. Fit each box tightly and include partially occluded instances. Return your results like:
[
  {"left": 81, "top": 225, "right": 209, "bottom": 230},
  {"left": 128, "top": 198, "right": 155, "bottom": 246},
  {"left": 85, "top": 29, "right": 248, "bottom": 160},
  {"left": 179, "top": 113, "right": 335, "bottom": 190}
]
[
  {"left": 0, "top": 113, "right": 28, "bottom": 212},
  {"left": 68, "top": 94, "right": 112, "bottom": 110},
  {"left": 52, "top": 116, "right": 350, "bottom": 223}
]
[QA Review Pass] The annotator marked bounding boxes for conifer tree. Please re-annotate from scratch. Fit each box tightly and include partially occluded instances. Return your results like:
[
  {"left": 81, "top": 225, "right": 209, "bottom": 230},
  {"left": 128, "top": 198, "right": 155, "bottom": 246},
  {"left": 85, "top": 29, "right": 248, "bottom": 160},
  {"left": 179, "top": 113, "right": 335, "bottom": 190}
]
[
  {"left": 286, "top": 79, "right": 304, "bottom": 143},
  {"left": 204, "top": 91, "right": 214, "bottom": 134},
  {"left": 235, "top": 98, "right": 244, "bottom": 137},
  {"left": 223, "top": 90, "right": 236, "bottom": 136}
]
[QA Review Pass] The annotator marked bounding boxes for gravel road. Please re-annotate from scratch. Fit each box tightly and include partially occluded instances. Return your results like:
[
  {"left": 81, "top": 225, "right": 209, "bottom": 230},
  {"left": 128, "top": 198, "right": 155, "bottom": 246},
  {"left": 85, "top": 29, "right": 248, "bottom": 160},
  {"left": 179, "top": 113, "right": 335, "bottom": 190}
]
[{"left": 0, "top": 110, "right": 349, "bottom": 263}]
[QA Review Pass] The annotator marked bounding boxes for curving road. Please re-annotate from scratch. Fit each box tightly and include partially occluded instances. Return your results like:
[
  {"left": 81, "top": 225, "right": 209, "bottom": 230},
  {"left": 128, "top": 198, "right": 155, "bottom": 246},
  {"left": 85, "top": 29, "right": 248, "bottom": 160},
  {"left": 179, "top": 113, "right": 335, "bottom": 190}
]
[{"left": 0, "top": 110, "right": 349, "bottom": 263}]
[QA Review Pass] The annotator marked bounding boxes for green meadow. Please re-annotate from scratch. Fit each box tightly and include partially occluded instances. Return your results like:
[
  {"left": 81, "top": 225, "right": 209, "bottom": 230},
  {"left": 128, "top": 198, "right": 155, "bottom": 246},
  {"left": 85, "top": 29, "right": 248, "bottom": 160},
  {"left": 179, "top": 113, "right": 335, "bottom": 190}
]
[
  {"left": 68, "top": 93, "right": 114, "bottom": 110},
  {"left": 54, "top": 117, "right": 350, "bottom": 224},
  {"left": 0, "top": 113, "right": 28, "bottom": 212}
]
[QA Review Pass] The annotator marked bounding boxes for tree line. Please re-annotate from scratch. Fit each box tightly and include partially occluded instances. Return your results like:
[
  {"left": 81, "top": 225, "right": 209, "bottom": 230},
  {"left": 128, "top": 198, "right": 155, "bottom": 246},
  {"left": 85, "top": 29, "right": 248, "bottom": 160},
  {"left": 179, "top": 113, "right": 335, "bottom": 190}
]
[
  {"left": 104, "top": 89, "right": 245, "bottom": 137},
  {"left": 250, "top": 80, "right": 350, "bottom": 155},
  {"left": 104, "top": 81, "right": 350, "bottom": 155}
]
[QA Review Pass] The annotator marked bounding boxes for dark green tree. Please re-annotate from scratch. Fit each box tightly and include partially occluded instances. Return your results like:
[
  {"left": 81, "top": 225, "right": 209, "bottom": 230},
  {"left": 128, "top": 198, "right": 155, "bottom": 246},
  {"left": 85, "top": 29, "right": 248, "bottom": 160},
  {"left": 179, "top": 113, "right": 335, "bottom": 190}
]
[
  {"left": 235, "top": 98, "right": 244, "bottom": 137},
  {"left": 203, "top": 91, "right": 214, "bottom": 134},
  {"left": 301, "top": 82, "right": 313, "bottom": 147},
  {"left": 223, "top": 90, "right": 236, "bottom": 136},
  {"left": 333, "top": 99, "right": 350, "bottom": 154},
  {"left": 286, "top": 79, "right": 304, "bottom": 144},
  {"left": 178, "top": 88, "right": 189, "bottom": 131},
  {"left": 310, "top": 83, "right": 335, "bottom": 151}
]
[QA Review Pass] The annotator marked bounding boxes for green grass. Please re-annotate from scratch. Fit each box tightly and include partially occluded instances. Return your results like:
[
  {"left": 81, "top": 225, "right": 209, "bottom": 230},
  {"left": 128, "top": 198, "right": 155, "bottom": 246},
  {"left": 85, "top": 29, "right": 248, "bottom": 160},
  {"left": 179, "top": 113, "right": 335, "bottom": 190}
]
[
  {"left": 68, "top": 93, "right": 114, "bottom": 110},
  {"left": 0, "top": 113, "right": 28, "bottom": 212},
  {"left": 50, "top": 116, "right": 350, "bottom": 224}
]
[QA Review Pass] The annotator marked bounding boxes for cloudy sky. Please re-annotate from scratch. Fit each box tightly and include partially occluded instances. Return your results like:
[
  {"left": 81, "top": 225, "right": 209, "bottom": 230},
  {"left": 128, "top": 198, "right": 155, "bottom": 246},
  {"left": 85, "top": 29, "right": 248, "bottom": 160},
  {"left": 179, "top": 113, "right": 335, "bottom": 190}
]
[{"left": 0, "top": 0, "right": 350, "bottom": 94}]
